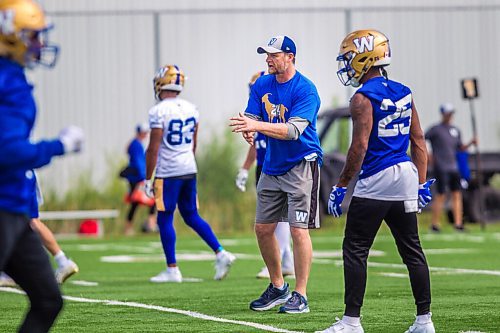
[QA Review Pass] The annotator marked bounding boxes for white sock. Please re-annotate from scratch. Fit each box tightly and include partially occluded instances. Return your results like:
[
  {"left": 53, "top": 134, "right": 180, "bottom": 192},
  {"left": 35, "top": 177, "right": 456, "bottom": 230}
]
[
  {"left": 416, "top": 313, "right": 432, "bottom": 324},
  {"left": 54, "top": 251, "right": 69, "bottom": 267},
  {"left": 342, "top": 315, "right": 361, "bottom": 326},
  {"left": 167, "top": 267, "right": 179, "bottom": 273},
  {"left": 273, "top": 283, "right": 286, "bottom": 290}
]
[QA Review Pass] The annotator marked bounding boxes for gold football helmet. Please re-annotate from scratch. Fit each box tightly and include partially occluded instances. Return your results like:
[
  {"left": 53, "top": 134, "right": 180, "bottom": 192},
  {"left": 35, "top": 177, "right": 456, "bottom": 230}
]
[
  {"left": 337, "top": 30, "right": 391, "bottom": 87},
  {"left": 0, "top": 0, "right": 58, "bottom": 67},
  {"left": 153, "top": 64, "right": 185, "bottom": 100}
]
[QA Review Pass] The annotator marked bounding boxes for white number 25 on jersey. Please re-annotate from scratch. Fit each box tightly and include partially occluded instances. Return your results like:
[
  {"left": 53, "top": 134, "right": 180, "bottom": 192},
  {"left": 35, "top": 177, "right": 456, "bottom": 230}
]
[{"left": 378, "top": 94, "right": 412, "bottom": 137}]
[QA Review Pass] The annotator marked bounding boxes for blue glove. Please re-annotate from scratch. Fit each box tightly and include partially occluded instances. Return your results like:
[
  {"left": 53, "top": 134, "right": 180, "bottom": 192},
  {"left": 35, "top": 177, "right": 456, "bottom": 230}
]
[
  {"left": 328, "top": 185, "right": 347, "bottom": 217},
  {"left": 418, "top": 178, "right": 436, "bottom": 208}
]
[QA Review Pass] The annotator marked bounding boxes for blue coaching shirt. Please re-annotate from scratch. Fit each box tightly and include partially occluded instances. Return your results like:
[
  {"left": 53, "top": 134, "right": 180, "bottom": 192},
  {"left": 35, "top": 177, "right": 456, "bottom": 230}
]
[
  {"left": 126, "top": 138, "right": 146, "bottom": 183},
  {"left": 356, "top": 76, "right": 412, "bottom": 179},
  {"left": 0, "top": 58, "right": 64, "bottom": 214},
  {"left": 245, "top": 72, "right": 323, "bottom": 175},
  {"left": 254, "top": 132, "right": 267, "bottom": 167}
]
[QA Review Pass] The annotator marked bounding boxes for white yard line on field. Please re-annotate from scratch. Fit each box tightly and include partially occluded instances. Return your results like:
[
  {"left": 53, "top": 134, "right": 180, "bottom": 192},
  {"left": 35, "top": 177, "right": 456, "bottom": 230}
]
[
  {"left": 315, "top": 259, "right": 500, "bottom": 276},
  {"left": 0, "top": 287, "right": 303, "bottom": 333}
]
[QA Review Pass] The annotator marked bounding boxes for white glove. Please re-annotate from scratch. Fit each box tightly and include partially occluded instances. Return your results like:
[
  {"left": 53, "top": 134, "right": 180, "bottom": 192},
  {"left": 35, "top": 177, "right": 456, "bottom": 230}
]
[
  {"left": 235, "top": 168, "right": 249, "bottom": 192},
  {"left": 144, "top": 179, "right": 154, "bottom": 198},
  {"left": 59, "top": 126, "right": 84, "bottom": 154}
]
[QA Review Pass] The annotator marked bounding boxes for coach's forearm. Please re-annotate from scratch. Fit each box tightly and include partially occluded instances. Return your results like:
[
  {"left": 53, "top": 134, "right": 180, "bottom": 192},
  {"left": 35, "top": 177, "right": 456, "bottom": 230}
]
[{"left": 254, "top": 122, "right": 290, "bottom": 140}]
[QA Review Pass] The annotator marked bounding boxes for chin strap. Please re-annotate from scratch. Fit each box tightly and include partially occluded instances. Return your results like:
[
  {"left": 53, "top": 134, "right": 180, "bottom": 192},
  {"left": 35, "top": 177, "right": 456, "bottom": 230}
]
[{"left": 379, "top": 67, "right": 388, "bottom": 80}]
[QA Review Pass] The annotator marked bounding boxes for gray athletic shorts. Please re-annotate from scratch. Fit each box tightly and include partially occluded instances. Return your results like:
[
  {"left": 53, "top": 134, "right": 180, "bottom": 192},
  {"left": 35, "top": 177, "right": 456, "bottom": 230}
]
[{"left": 255, "top": 160, "right": 320, "bottom": 229}]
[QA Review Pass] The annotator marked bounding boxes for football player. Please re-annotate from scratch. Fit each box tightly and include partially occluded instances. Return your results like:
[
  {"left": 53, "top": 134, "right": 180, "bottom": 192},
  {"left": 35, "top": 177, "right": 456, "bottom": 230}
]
[
  {"left": 145, "top": 64, "right": 236, "bottom": 282},
  {"left": 1, "top": 172, "right": 80, "bottom": 286},
  {"left": 316, "top": 30, "right": 435, "bottom": 333},
  {"left": 235, "top": 71, "right": 294, "bottom": 280},
  {"left": 0, "top": 0, "right": 84, "bottom": 331}
]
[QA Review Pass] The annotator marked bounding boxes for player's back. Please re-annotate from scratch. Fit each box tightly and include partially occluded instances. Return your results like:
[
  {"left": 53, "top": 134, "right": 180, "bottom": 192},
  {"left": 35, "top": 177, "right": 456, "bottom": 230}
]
[
  {"left": 148, "top": 97, "right": 199, "bottom": 178},
  {"left": 357, "top": 76, "right": 412, "bottom": 179}
]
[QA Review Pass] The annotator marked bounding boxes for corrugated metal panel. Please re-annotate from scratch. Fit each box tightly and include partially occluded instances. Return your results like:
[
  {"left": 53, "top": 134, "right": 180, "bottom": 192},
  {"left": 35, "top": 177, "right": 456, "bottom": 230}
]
[{"left": 30, "top": 1, "right": 500, "bottom": 190}]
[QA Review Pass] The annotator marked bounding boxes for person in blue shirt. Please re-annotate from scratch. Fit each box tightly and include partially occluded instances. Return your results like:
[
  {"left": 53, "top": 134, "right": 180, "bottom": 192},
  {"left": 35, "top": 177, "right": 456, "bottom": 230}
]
[
  {"left": 235, "top": 71, "right": 294, "bottom": 280},
  {"left": 123, "top": 123, "right": 156, "bottom": 235},
  {"left": 317, "top": 30, "right": 435, "bottom": 333},
  {"left": 230, "top": 35, "right": 322, "bottom": 314},
  {"left": 0, "top": 1, "right": 83, "bottom": 332}
]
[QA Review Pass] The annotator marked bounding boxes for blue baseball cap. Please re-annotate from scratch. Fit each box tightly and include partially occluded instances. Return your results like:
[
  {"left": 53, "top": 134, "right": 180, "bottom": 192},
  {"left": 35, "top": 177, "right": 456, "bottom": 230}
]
[{"left": 257, "top": 35, "right": 296, "bottom": 55}]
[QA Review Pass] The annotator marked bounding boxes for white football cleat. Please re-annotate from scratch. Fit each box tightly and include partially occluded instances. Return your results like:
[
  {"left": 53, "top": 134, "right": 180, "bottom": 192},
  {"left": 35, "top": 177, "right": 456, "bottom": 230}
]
[
  {"left": 0, "top": 272, "right": 16, "bottom": 287},
  {"left": 256, "top": 266, "right": 270, "bottom": 279},
  {"left": 405, "top": 313, "right": 435, "bottom": 333},
  {"left": 55, "top": 259, "right": 79, "bottom": 284},
  {"left": 150, "top": 268, "right": 182, "bottom": 283},
  {"left": 214, "top": 250, "right": 236, "bottom": 280},
  {"left": 315, "top": 318, "right": 364, "bottom": 333},
  {"left": 256, "top": 266, "right": 295, "bottom": 279}
]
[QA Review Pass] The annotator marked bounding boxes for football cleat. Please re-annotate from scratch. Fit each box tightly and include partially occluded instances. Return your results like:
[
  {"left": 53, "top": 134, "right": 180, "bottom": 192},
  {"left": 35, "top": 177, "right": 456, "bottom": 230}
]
[
  {"left": 405, "top": 313, "right": 435, "bottom": 333},
  {"left": 315, "top": 318, "right": 364, "bottom": 333},
  {"left": 250, "top": 283, "right": 291, "bottom": 311},
  {"left": 256, "top": 266, "right": 295, "bottom": 279},
  {"left": 214, "top": 250, "right": 236, "bottom": 280},
  {"left": 55, "top": 259, "right": 79, "bottom": 284},
  {"left": 150, "top": 268, "right": 182, "bottom": 283}
]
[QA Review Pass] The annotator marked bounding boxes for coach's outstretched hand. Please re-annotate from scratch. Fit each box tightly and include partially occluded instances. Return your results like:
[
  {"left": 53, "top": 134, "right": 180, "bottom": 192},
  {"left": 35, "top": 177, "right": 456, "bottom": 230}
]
[
  {"left": 328, "top": 185, "right": 347, "bottom": 218},
  {"left": 418, "top": 178, "right": 436, "bottom": 208},
  {"left": 59, "top": 125, "right": 84, "bottom": 154}
]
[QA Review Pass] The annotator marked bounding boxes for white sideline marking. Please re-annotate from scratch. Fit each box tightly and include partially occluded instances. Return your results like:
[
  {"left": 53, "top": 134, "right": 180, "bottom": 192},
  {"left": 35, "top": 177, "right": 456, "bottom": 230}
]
[
  {"left": 70, "top": 280, "right": 99, "bottom": 286},
  {"left": 0, "top": 287, "right": 302, "bottom": 333},
  {"left": 315, "top": 259, "right": 500, "bottom": 276},
  {"left": 424, "top": 248, "right": 476, "bottom": 254},
  {"left": 100, "top": 252, "right": 261, "bottom": 263},
  {"left": 378, "top": 272, "right": 407, "bottom": 278}
]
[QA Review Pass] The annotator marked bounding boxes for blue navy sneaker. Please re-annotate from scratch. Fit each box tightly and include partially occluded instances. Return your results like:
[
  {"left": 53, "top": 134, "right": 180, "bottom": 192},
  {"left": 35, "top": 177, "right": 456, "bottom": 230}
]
[
  {"left": 250, "top": 283, "right": 291, "bottom": 311},
  {"left": 278, "top": 291, "right": 310, "bottom": 314}
]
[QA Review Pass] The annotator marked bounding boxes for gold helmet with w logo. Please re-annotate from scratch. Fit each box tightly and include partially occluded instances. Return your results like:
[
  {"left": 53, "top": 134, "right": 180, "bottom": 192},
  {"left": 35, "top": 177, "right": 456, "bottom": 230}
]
[
  {"left": 337, "top": 30, "right": 391, "bottom": 87},
  {"left": 0, "top": 0, "right": 58, "bottom": 68},
  {"left": 153, "top": 64, "right": 185, "bottom": 100}
]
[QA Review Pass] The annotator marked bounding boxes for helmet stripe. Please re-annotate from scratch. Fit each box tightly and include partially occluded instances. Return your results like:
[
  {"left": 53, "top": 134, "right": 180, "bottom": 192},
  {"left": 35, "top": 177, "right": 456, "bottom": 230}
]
[{"left": 174, "top": 65, "right": 180, "bottom": 85}]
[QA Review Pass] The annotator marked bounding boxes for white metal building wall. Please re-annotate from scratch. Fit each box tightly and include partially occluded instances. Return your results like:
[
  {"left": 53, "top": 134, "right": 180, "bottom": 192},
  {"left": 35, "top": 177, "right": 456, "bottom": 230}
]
[{"left": 31, "top": 0, "right": 500, "bottom": 191}]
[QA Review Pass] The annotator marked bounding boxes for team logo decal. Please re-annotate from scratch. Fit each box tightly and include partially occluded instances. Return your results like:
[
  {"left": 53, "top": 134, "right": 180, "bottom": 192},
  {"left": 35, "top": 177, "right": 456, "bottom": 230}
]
[
  {"left": 0, "top": 10, "right": 15, "bottom": 34},
  {"left": 268, "top": 37, "right": 277, "bottom": 46},
  {"left": 262, "top": 93, "right": 288, "bottom": 123},
  {"left": 295, "top": 210, "right": 308, "bottom": 223},
  {"left": 353, "top": 35, "right": 374, "bottom": 53}
]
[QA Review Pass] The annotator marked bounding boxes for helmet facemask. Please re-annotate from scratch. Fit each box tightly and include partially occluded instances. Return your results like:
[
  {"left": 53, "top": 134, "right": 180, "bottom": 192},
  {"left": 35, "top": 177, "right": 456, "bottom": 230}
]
[
  {"left": 336, "top": 51, "right": 359, "bottom": 87},
  {"left": 23, "top": 24, "right": 59, "bottom": 68}
]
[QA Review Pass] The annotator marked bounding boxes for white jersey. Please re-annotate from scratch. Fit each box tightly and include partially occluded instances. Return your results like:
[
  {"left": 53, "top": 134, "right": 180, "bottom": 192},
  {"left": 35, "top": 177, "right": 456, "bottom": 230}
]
[
  {"left": 353, "top": 161, "right": 419, "bottom": 211},
  {"left": 148, "top": 97, "right": 198, "bottom": 178}
]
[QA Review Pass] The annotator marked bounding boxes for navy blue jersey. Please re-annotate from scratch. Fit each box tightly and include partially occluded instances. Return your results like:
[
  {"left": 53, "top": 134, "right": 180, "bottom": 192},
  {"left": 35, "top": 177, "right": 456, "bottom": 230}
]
[
  {"left": 0, "top": 58, "right": 64, "bottom": 214},
  {"left": 245, "top": 72, "right": 323, "bottom": 175},
  {"left": 126, "top": 138, "right": 146, "bottom": 183},
  {"left": 357, "top": 76, "right": 412, "bottom": 179},
  {"left": 254, "top": 132, "right": 267, "bottom": 167}
]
